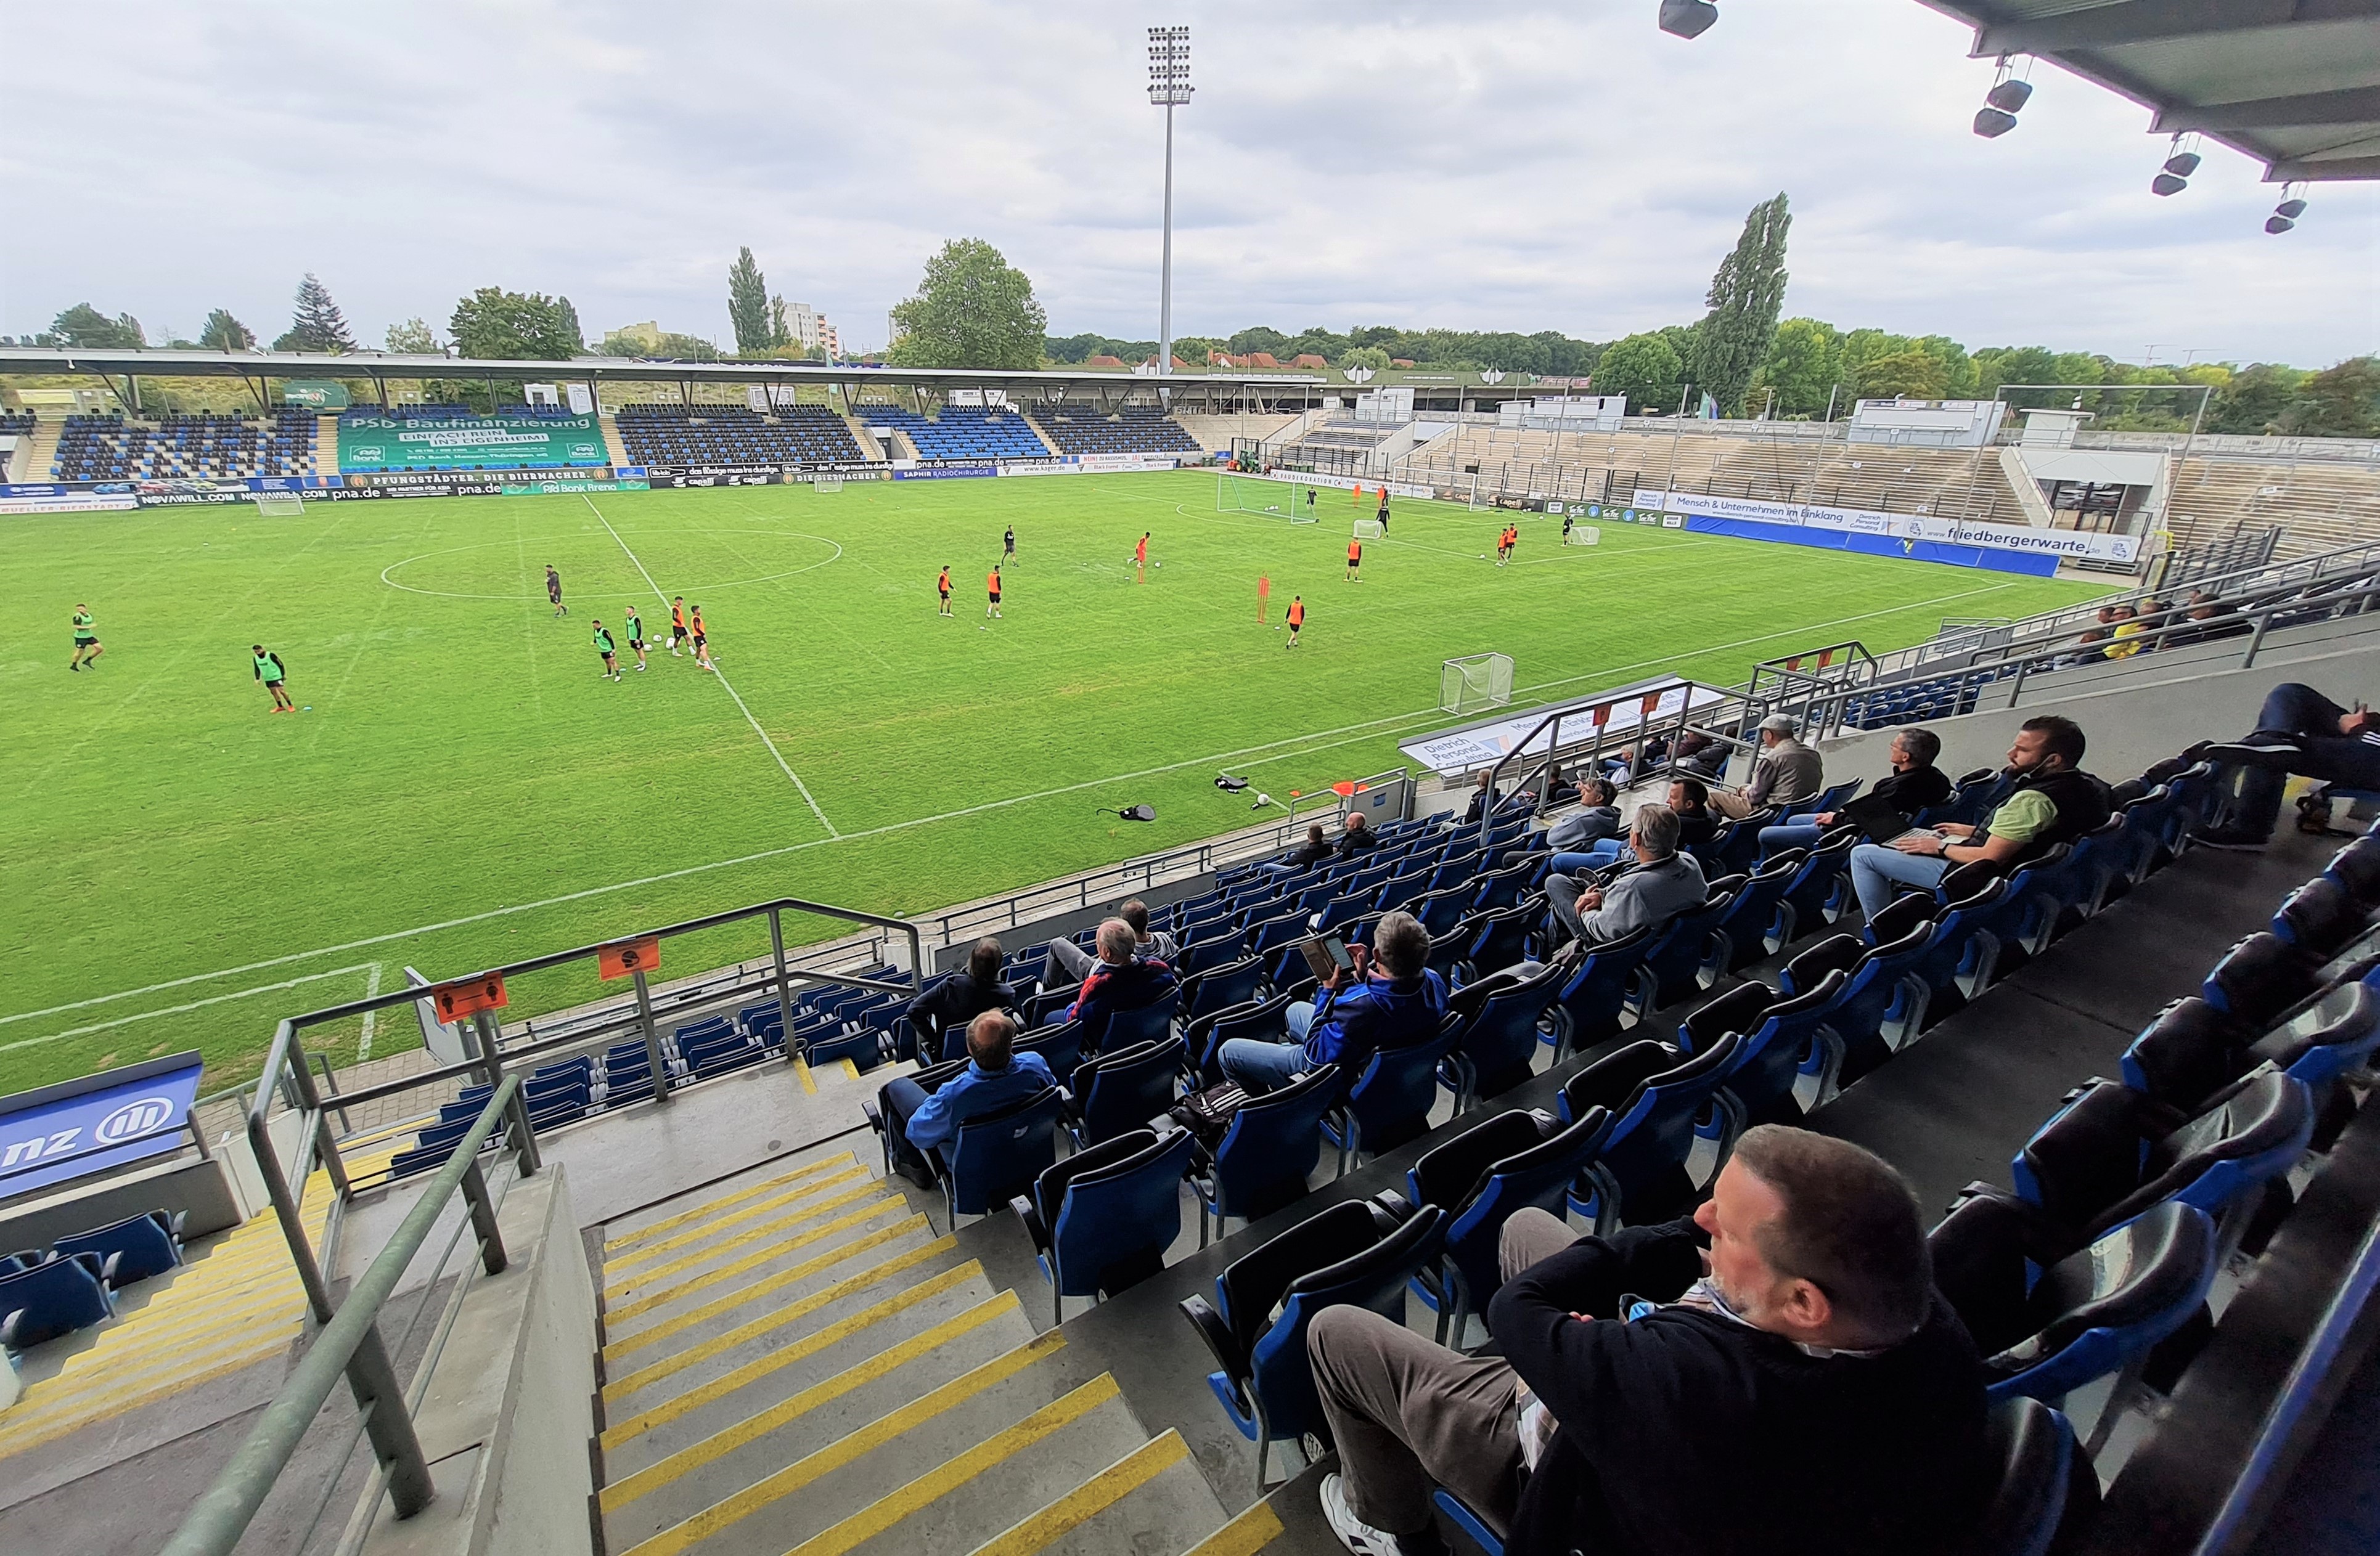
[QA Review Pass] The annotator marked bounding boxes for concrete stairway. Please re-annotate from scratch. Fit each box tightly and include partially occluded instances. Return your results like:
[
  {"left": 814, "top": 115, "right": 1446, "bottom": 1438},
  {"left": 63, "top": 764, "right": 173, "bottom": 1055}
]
[
  {"left": 14, "top": 413, "right": 65, "bottom": 482},
  {"left": 591, "top": 1147, "right": 1269, "bottom": 1556}
]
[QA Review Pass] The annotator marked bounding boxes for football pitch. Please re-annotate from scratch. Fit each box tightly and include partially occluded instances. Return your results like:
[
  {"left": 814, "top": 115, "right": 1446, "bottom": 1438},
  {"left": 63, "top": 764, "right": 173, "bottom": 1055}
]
[{"left": 1, "top": 470, "right": 2109, "bottom": 1093}]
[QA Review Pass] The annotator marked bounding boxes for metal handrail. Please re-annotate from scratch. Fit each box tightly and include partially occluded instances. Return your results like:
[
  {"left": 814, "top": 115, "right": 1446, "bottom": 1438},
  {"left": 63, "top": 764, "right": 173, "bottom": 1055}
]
[
  {"left": 163, "top": 1077, "right": 521, "bottom": 1556},
  {"left": 1472, "top": 678, "right": 1753, "bottom": 851}
]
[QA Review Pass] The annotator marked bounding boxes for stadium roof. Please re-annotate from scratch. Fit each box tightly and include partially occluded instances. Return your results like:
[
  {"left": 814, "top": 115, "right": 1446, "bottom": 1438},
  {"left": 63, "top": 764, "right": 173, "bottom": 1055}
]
[
  {"left": 1919, "top": 0, "right": 2380, "bottom": 182},
  {"left": 0, "top": 346, "right": 1327, "bottom": 398}
]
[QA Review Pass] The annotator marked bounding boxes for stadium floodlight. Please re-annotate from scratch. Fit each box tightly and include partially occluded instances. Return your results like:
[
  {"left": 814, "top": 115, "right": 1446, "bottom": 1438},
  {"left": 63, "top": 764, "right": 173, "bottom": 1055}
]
[
  {"left": 1984, "top": 78, "right": 2032, "bottom": 113},
  {"left": 1657, "top": 0, "right": 1718, "bottom": 39},
  {"left": 1973, "top": 107, "right": 2019, "bottom": 138},
  {"left": 1147, "top": 25, "right": 1192, "bottom": 380}
]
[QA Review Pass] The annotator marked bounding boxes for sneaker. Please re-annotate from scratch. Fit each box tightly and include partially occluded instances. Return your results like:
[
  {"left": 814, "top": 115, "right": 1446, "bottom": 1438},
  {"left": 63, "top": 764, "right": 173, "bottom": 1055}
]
[{"left": 1320, "top": 1474, "right": 1404, "bottom": 1556}]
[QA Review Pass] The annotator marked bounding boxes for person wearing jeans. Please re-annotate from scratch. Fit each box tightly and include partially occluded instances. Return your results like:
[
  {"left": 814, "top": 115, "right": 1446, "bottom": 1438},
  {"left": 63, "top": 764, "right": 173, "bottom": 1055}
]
[
  {"left": 1218, "top": 911, "right": 1443, "bottom": 1096},
  {"left": 1760, "top": 727, "right": 1950, "bottom": 861},
  {"left": 1847, "top": 716, "right": 2106, "bottom": 920},
  {"left": 2199, "top": 683, "right": 2380, "bottom": 846}
]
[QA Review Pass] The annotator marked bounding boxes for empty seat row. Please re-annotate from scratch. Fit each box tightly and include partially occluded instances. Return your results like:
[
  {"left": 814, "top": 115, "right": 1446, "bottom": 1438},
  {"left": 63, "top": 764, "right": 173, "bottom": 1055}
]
[{"left": 0, "top": 1209, "right": 188, "bottom": 1352}]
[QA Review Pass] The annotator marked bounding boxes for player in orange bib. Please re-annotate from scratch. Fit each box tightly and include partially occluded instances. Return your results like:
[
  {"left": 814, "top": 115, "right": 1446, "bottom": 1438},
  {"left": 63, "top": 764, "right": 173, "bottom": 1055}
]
[
  {"left": 1135, "top": 532, "right": 1150, "bottom": 580},
  {"left": 669, "top": 595, "right": 690, "bottom": 654},
  {"left": 1497, "top": 524, "right": 1518, "bottom": 566},
  {"left": 1346, "top": 538, "right": 1362, "bottom": 582},
  {"left": 690, "top": 604, "right": 713, "bottom": 669},
  {"left": 937, "top": 566, "right": 953, "bottom": 617},
  {"left": 986, "top": 565, "right": 1003, "bottom": 619},
  {"left": 1285, "top": 595, "right": 1306, "bottom": 648}
]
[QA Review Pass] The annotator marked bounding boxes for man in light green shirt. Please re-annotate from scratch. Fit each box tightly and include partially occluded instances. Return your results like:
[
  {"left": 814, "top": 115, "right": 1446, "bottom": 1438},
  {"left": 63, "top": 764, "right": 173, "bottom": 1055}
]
[{"left": 70, "top": 605, "right": 103, "bottom": 670}]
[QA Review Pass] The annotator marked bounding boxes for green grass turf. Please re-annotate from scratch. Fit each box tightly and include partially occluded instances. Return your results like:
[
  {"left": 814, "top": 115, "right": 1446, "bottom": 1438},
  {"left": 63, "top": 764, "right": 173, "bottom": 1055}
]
[{"left": 0, "top": 470, "right": 2109, "bottom": 1093}]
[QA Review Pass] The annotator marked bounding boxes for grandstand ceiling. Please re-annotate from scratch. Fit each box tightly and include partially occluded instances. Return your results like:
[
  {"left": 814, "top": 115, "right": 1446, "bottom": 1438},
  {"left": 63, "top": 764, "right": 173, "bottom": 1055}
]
[{"left": 1918, "top": 0, "right": 2380, "bottom": 181}]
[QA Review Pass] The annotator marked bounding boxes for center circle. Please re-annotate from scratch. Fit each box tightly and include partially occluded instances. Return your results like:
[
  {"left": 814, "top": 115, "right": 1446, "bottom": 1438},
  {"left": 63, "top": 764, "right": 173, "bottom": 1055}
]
[{"left": 381, "top": 529, "right": 843, "bottom": 602}]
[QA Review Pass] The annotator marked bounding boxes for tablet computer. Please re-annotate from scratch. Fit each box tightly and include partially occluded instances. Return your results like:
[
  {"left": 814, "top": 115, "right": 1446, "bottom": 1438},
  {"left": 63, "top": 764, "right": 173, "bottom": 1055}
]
[
  {"left": 1299, "top": 934, "right": 1355, "bottom": 981},
  {"left": 1839, "top": 792, "right": 1923, "bottom": 845}
]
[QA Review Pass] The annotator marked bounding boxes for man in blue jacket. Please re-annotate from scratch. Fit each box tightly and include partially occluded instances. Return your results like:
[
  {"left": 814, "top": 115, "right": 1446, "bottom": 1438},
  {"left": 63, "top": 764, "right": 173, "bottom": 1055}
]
[
  {"left": 879, "top": 1011, "right": 1055, "bottom": 1181},
  {"left": 1218, "top": 911, "right": 1446, "bottom": 1094},
  {"left": 1307, "top": 1126, "right": 1985, "bottom": 1556}
]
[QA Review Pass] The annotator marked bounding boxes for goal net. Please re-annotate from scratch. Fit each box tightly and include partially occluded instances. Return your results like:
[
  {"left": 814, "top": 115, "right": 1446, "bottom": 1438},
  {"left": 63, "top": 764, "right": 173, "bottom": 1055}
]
[
  {"left": 814, "top": 473, "right": 845, "bottom": 493},
  {"left": 1353, "top": 517, "right": 1384, "bottom": 540},
  {"left": 252, "top": 491, "right": 305, "bottom": 516},
  {"left": 1217, "top": 473, "right": 1316, "bottom": 522},
  {"left": 1440, "top": 652, "right": 1515, "bottom": 715},
  {"left": 1563, "top": 521, "right": 1600, "bottom": 546}
]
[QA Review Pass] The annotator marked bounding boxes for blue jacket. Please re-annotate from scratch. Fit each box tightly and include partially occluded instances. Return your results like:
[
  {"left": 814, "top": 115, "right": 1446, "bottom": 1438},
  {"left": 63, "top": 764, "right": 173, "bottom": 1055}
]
[
  {"left": 902, "top": 1052, "right": 1057, "bottom": 1152},
  {"left": 1302, "top": 968, "right": 1448, "bottom": 1077},
  {"left": 1066, "top": 956, "right": 1177, "bottom": 1041}
]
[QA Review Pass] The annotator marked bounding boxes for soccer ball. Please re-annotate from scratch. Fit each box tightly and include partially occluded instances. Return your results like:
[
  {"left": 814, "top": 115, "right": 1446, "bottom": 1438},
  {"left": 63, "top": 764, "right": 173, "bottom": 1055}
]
[
  {"left": 1479, "top": 553, "right": 1487, "bottom": 559},
  {"left": 1153, "top": 561, "right": 1161, "bottom": 568}
]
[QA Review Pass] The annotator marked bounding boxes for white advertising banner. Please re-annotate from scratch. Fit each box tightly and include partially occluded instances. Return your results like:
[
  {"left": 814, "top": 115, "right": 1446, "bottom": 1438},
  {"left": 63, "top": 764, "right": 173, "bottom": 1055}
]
[
  {"left": 1629, "top": 489, "right": 2139, "bottom": 564},
  {"left": 0, "top": 495, "right": 141, "bottom": 515},
  {"left": 1259, "top": 470, "right": 1434, "bottom": 501},
  {"left": 1073, "top": 453, "right": 1184, "bottom": 473},
  {"left": 1399, "top": 678, "right": 1730, "bottom": 776}
]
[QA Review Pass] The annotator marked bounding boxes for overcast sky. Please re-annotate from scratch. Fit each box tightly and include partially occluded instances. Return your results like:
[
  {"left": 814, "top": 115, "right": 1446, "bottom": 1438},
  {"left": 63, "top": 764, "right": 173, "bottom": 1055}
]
[{"left": 2, "top": 1, "right": 2371, "bottom": 368}]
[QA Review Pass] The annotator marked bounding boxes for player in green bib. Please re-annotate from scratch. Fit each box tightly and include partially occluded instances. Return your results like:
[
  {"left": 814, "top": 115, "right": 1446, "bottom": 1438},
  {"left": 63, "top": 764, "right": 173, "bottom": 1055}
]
[
  {"left": 592, "top": 620, "right": 621, "bottom": 682},
  {"left": 70, "top": 604, "right": 102, "bottom": 670},
  {"left": 253, "top": 645, "right": 293, "bottom": 712},
  {"left": 623, "top": 607, "right": 647, "bottom": 672}
]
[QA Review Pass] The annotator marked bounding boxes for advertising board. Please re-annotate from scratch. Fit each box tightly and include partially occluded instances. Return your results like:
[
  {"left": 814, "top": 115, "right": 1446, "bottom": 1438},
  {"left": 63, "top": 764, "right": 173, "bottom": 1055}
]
[
  {"left": 0, "top": 1053, "right": 205, "bottom": 1199},
  {"left": 338, "top": 412, "right": 609, "bottom": 472}
]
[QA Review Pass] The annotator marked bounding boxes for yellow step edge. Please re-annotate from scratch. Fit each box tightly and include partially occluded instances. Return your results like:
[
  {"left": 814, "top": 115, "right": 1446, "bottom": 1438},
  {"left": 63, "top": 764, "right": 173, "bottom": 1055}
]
[
  {"left": 780, "top": 1374, "right": 1123, "bottom": 1556},
  {"left": 603, "top": 1179, "right": 886, "bottom": 1298},
  {"left": 24, "top": 1309, "right": 305, "bottom": 1398},
  {"left": 600, "top": 1287, "right": 1024, "bottom": 1503},
  {"left": 836, "top": 1058, "right": 860, "bottom": 1080},
  {"left": 968, "top": 1429, "right": 1192, "bottom": 1556},
  {"left": 604, "top": 1245, "right": 971, "bottom": 1401},
  {"left": 603, "top": 1218, "right": 939, "bottom": 1364},
  {"left": 1180, "top": 1498, "right": 1289, "bottom": 1556},
  {"left": 603, "top": 1154, "right": 856, "bottom": 1252},
  {"left": 40, "top": 1288, "right": 305, "bottom": 1384},
  {"left": 0, "top": 1330, "right": 300, "bottom": 1457},
  {"left": 795, "top": 1059, "right": 817, "bottom": 1095},
  {"left": 603, "top": 1199, "right": 908, "bottom": 1327},
  {"left": 605, "top": 1166, "right": 870, "bottom": 1274},
  {"left": 612, "top": 1330, "right": 1066, "bottom": 1556}
]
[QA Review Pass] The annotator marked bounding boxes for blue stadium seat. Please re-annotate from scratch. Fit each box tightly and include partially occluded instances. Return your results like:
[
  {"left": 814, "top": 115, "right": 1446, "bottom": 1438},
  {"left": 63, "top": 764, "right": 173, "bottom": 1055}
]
[
  {"left": 1544, "top": 923, "right": 1657, "bottom": 1060},
  {"left": 1713, "top": 852, "right": 1801, "bottom": 971},
  {"left": 1782, "top": 912, "right": 1936, "bottom": 1087},
  {"left": 1773, "top": 829, "right": 1859, "bottom": 944},
  {"left": 1065, "top": 1036, "right": 1188, "bottom": 1146},
  {"left": 1192, "top": 1064, "right": 1343, "bottom": 1244},
  {"left": 2124, "top": 974, "right": 2380, "bottom": 1115},
  {"left": 1323, "top": 1025, "right": 1462, "bottom": 1170},
  {"left": 1437, "top": 960, "right": 1564, "bottom": 1109},
  {"left": 1187, "top": 992, "right": 1294, "bottom": 1084},
  {"left": 1012, "top": 1126, "right": 1198, "bottom": 1324},
  {"left": 1178, "top": 1194, "right": 1447, "bottom": 1486},
  {"left": 1182, "top": 955, "right": 1265, "bottom": 1022},
  {"left": 1405, "top": 1106, "right": 1611, "bottom": 1345},
  {"left": 1635, "top": 878, "right": 1741, "bottom": 1011},
  {"left": 928, "top": 1085, "right": 1066, "bottom": 1233},
  {"left": 1680, "top": 971, "right": 1847, "bottom": 1130},
  {"left": 0, "top": 1252, "right": 115, "bottom": 1350},
  {"left": 52, "top": 1210, "right": 186, "bottom": 1290},
  {"left": 1558, "top": 1033, "right": 1744, "bottom": 1231}
]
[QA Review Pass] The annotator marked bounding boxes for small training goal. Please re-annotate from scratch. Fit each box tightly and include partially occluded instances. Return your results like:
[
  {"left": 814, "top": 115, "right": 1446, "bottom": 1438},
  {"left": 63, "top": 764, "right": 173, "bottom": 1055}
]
[
  {"left": 1217, "top": 473, "right": 1316, "bottom": 523},
  {"left": 252, "top": 491, "right": 305, "bottom": 516},
  {"left": 1353, "top": 517, "right": 1385, "bottom": 540},
  {"left": 1440, "top": 652, "right": 1515, "bottom": 715},
  {"left": 813, "top": 473, "right": 845, "bottom": 493},
  {"left": 1563, "top": 519, "right": 1601, "bottom": 546}
]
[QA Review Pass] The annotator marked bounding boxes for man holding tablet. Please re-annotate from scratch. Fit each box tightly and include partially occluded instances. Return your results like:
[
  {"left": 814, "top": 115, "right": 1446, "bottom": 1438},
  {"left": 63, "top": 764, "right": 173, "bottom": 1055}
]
[{"left": 1217, "top": 911, "right": 1444, "bottom": 1095}]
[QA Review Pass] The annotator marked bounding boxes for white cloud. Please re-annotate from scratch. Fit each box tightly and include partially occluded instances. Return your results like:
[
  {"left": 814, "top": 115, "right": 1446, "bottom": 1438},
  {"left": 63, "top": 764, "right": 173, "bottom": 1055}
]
[{"left": 0, "top": 0, "right": 2370, "bottom": 365}]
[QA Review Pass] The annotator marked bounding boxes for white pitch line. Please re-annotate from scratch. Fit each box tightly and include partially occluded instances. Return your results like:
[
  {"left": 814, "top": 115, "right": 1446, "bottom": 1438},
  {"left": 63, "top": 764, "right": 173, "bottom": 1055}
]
[
  {"left": 583, "top": 495, "right": 840, "bottom": 839},
  {"left": 4, "top": 572, "right": 2050, "bottom": 1035},
  {"left": 0, "top": 964, "right": 381, "bottom": 1057},
  {"left": 357, "top": 961, "right": 383, "bottom": 1062}
]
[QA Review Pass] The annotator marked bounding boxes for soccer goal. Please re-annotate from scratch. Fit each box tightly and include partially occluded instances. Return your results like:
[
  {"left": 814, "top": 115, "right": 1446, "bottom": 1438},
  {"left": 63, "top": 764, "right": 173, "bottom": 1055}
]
[
  {"left": 1440, "top": 652, "right": 1515, "bottom": 715},
  {"left": 1217, "top": 472, "right": 1312, "bottom": 521},
  {"left": 1563, "top": 521, "right": 1601, "bottom": 546},
  {"left": 1353, "top": 516, "right": 1385, "bottom": 541},
  {"left": 252, "top": 491, "right": 305, "bottom": 517},
  {"left": 814, "top": 473, "right": 845, "bottom": 493}
]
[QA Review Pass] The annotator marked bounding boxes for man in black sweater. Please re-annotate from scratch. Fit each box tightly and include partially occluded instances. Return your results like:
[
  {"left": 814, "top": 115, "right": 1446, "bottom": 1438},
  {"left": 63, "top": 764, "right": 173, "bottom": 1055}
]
[{"left": 1307, "top": 1126, "right": 1985, "bottom": 1556}]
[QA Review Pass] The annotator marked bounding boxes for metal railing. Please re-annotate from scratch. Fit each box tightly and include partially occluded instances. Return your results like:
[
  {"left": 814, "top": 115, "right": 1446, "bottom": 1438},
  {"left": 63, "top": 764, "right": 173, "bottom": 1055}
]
[
  {"left": 163, "top": 1077, "right": 523, "bottom": 1556},
  {"left": 1471, "top": 678, "right": 1757, "bottom": 850}
]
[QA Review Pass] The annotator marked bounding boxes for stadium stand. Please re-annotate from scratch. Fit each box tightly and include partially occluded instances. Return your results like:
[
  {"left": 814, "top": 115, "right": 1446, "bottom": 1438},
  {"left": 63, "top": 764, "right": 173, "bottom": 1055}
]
[
  {"left": 0, "top": 409, "right": 36, "bottom": 436},
  {"left": 612, "top": 402, "right": 865, "bottom": 466},
  {"left": 47, "top": 409, "right": 317, "bottom": 481},
  {"left": 1034, "top": 403, "right": 1203, "bottom": 457},
  {"left": 856, "top": 404, "right": 1053, "bottom": 462}
]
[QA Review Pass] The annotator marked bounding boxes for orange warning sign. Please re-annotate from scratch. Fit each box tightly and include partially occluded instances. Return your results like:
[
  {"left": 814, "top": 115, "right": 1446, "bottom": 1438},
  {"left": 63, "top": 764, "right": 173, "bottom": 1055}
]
[
  {"left": 599, "top": 937, "right": 661, "bottom": 981},
  {"left": 432, "top": 974, "right": 508, "bottom": 1022}
]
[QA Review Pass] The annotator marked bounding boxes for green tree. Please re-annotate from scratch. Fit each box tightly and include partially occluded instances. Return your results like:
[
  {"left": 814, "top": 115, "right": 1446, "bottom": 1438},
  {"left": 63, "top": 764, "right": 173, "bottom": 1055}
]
[
  {"left": 1341, "top": 345, "right": 1392, "bottom": 371},
  {"left": 2278, "top": 357, "right": 2380, "bottom": 438},
  {"left": 726, "top": 246, "right": 777, "bottom": 355},
  {"left": 384, "top": 317, "right": 441, "bottom": 354},
  {"left": 886, "top": 238, "right": 1048, "bottom": 370},
  {"left": 2209, "top": 363, "right": 2306, "bottom": 434},
  {"left": 448, "top": 288, "right": 583, "bottom": 360},
  {"left": 49, "top": 303, "right": 145, "bottom": 349},
  {"left": 1915, "top": 335, "right": 1977, "bottom": 398},
  {"left": 1749, "top": 317, "right": 1841, "bottom": 418},
  {"left": 274, "top": 274, "right": 354, "bottom": 353},
  {"left": 1688, "top": 193, "right": 1792, "bottom": 416},
  {"left": 1595, "top": 332, "right": 1684, "bottom": 412},
  {"left": 602, "top": 328, "right": 719, "bottom": 361},
  {"left": 1854, "top": 349, "right": 1949, "bottom": 401},
  {"left": 197, "top": 309, "right": 255, "bottom": 351},
  {"left": 1228, "top": 325, "right": 1289, "bottom": 357}
]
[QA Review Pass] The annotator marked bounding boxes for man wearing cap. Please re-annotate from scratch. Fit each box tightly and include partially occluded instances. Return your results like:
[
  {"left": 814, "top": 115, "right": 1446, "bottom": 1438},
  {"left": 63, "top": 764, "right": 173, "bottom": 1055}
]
[{"left": 1711, "top": 713, "right": 1825, "bottom": 820}]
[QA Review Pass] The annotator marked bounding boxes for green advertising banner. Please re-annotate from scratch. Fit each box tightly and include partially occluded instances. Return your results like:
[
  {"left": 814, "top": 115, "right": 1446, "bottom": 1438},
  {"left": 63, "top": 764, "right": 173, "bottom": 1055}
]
[
  {"left": 281, "top": 380, "right": 351, "bottom": 410},
  {"left": 337, "top": 413, "right": 608, "bottom": 472}
]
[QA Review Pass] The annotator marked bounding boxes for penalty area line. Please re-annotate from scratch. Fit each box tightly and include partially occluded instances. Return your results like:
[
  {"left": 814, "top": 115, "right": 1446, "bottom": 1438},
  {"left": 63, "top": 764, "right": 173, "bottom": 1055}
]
[{"left": 584, "top": 496, "right": 840, "bottom": 839}]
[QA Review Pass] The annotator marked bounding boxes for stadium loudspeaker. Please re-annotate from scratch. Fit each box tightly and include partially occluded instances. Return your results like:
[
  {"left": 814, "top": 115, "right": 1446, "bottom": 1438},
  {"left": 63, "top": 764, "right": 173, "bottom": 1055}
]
[
  {"left": 2276, "top": 198, "right": 2308, "bottom": 219},
  {"left": 1984, "top": 78, "right": 2032, "bottom": 113},
  {"left": 2163, "top": 152, "right": 2202, "bottom": 177},
  {"left": 1973, "top": 107, "right": 2018, "bottom": 138},
  {"left": 1657, "top": 0, "right": 1717, "bottom": 40},
  {"left": 2266, "top": 215, "right": 2297, "bottom": 234},
  {"left": 2151, "top": 172, "right": 2190, "bottom": 196}
]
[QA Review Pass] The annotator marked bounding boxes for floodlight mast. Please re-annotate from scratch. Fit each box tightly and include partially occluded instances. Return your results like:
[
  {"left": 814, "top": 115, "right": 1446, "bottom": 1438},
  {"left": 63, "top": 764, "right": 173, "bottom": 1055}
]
[{"left": 1148, "top": 25, "right": 1192, "bottom": 380}]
